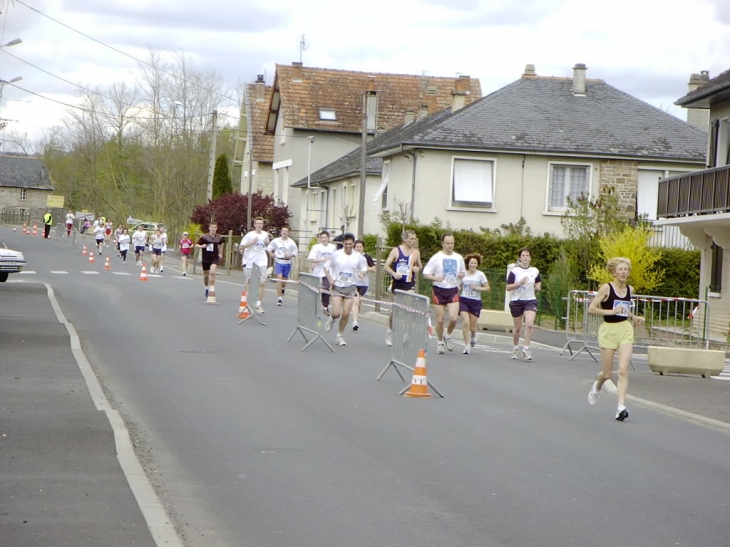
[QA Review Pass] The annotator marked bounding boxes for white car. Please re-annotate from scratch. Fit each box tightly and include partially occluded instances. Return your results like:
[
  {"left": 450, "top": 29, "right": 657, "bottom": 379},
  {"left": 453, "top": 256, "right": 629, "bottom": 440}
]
[{"left": 0, "top": 246, "right": 26, "bottom": 282}]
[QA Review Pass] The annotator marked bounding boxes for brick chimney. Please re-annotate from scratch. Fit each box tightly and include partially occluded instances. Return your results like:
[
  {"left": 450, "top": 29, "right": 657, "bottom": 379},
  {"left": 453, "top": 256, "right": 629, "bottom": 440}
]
[
  {"left": 451, "top": 75, "right": 471, "bottom": 112},
  {"left": 686, "top": 71, "right": 710, "bottom": 130},
  {"left": 523, "top": 64, "right": 536, "bottom": 77},
  {"left": 254, "top": 74, "right": 266, "bottom": 102},
  {"left": 404, "top": 108, "right": 415, "bottom": 125},
  {"left": 291, "top": 61, "right": 303, "bottom": 82},
  {"left": 419, "top": 102, "right": 429, "bottom": 119},
  {"left": 572, "top": 63, "right": 587, "bottom": 96}
]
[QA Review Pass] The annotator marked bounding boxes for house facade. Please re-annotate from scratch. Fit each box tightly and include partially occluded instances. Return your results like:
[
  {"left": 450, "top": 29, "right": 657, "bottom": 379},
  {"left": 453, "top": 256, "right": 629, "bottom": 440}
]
[
  {"left": 356, "top": 64, "right": 707, "bottom": 239},
  {"left": 656, "top": 68, "right": 730, "bottom": 339},
  {"left": 0, "top": 155, "right": 55, "bottom": 219},
  {"left": 245, "top": 62, "right": 482, "bottom": 244}
]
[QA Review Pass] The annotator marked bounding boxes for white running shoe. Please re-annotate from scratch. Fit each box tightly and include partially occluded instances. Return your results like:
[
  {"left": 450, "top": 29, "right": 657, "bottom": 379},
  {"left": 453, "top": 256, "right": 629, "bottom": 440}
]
[
  {"left": 588, "top": 381, "right": 600, "bottom": 406},
  {"left": 352, "top": 321, "right": 359, "bottom": 331},
  {"left": 336, "top": 334, "right": 347, "bottom": 346},
  {"left": 182, "top": 272, "right": 186, "bottom": 276},
  {"left": 437, "top": 342, "right": 445, "bottom": 354},
  {"left": 470, "top": 334, "right": 476, "bottom": 347},
  {"left": 324, "top": 316, "right": 334, "bottom": 332},
  {"left": 462, "top": 346, "right": 470, "bottom": 355},
  {"left": 523, "top": 348, "right": 532, "bottom": 361},
  {"left": 445, "top": 336, "right": 454, "bottom": 352},
  {"left": 385, "top": 328, "right": 392, "bottom": 347},
  {"left": 511, "top": 349, "right": 519, "bottom": 360},
  {"left": 256, "top": 306, "right": 265, "bottom": 314},
  {"left": 277, "top": 297, "right": 283, "bottom": 306}
]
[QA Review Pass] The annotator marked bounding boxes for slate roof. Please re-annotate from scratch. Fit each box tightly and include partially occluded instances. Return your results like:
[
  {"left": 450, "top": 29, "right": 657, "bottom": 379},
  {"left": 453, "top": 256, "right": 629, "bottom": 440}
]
[
  {"left": 269, "top": 63, "right": 482, "bottom": 135},
  {"left": 246, "top": 82, "right": 274, "bottom": 163},
  {"left": 368, "top": 75, "right": 708, "bottom": 162},
  {"left": 0, "top": 156, "right": 54, "bottom": 190},
  {"left": 675, "top": 68, "right": 730, "bottom": 108}
]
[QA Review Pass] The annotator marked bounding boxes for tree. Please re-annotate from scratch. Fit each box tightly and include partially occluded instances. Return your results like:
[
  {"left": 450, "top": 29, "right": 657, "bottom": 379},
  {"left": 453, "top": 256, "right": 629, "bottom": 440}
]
[
  {"left": 212, "top": 154, "right": 233, "bottom": 198},
  {"left": 587, "top": 226, "right": 664, "bottom": 294},
  {"left": 190, "top": 191, "right": 292, "bottom": 237}
]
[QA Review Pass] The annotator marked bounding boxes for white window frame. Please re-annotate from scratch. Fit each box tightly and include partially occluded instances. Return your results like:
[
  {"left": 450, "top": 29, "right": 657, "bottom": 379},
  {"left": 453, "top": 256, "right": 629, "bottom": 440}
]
[
  {"left": 319, "top": 108, "right": 337, "bottom": 121},
  {"left": 547, "top": 162, "right": 592, "bottom": 211},
  {"left": 20, "top": 188, "right": 27, "bottom": 200},
  {"left": 374, "top": 160, "right": 390, "bottom": 210},
  {"left": 450, "top": 156, "right": 495, "bottom": 210}
]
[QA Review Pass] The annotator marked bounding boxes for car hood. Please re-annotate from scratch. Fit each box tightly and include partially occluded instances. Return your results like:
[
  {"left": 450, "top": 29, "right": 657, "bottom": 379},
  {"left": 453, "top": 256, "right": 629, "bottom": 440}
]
[{"left": 0, "top": 248, "right": 26, "bottom": 261}]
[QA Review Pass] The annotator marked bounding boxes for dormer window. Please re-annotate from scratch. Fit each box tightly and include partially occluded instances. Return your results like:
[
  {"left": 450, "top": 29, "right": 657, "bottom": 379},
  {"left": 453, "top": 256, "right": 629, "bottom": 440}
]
[{"left": 319, "top": 108, "right": 337, "bottom": 121}]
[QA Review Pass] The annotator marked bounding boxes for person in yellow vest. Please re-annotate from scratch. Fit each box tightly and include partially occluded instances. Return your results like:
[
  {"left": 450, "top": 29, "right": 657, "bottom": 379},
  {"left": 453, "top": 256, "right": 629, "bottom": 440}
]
[{"left": 43, "top": 211, "right": 53, "bottom": 239}]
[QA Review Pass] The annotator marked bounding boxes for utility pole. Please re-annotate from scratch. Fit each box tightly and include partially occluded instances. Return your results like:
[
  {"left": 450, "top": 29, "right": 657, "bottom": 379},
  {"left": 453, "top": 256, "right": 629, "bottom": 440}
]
[
  {"left": 357, "top": 83, "right": 377, "bottom": 238},
  {"left": 207, "top": 109, "right": 218, "bottom": 201}
]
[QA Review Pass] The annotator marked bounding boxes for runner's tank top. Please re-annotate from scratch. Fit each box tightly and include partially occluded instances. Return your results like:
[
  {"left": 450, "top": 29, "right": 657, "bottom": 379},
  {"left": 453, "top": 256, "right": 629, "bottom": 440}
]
[{"left": 600, "top": 283, "right": 631, "bottom": 323}]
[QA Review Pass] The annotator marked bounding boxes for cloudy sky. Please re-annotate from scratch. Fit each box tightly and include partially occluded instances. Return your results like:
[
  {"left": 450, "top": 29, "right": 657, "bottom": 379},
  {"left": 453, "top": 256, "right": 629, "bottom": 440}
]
[{"left": 1, "top": 0, "right": 729, "bottom": 151}]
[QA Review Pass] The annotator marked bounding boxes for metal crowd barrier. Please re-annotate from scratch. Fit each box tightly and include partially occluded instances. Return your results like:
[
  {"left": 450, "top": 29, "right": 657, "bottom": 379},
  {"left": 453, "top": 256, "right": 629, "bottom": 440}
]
[
  {"left": 376, "top": 290, "right": 443, "bottom": 397},
  {"left": 287, "top": 273, "right": 334, "bottom": 352},
  {"left": 563, "top": 289, "right": 710, "bottom": 361},
  {"left": 239, "top": 263, "right": 266, "bottom": 326}
]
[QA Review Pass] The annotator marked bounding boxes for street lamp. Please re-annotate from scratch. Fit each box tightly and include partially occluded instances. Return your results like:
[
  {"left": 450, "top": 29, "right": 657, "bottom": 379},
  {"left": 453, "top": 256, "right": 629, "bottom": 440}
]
[
  {"left": 0, "top": 38, "right": 22, "bottom": 48},
  {"left": 0, "top": 77, "right": 23, "bottom": 130}
]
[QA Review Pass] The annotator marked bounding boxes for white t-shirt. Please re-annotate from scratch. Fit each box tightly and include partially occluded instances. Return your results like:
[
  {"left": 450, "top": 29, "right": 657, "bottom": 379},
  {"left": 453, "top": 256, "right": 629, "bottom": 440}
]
[
  {"left": 267, "top": 237, "right": 299, "bottom": 264},
  {"left": 241, "top": 230, "right": 270, "bottom": 268},
  {"left": 328, "top": 249, "right": 367, "bottom": 288},
  {"left": 461, "top": 270, "right": 488, "bottom": 300},
  {"left": 132, "top": 230, "right": 147, "bottom": 248},
  {"left": 423, "top": 251, "right": 466, "bottom": 289},
  {"left": 93, "top": 225, "right": 105, "bottom": 241},
  {"left": 507, "top": 266, "right": 541, "bottom": 301},
  {"left": 117, "top": 234, "right": 131, "bottom": 252},
  {"left": 308, "top": 242, "right": 337, "bottom": 278},
  {"left": 65, "top": 213, "right": 75, "bottom": 224},
  {"left": 160, "top": 233, "right": 168, "bottom": 252}
]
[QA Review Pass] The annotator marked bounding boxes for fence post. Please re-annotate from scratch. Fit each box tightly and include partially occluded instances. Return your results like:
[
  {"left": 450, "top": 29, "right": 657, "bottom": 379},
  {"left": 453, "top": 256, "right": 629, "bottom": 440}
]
[{"left": 374, "top": 235, "right": 383, "bottom": 312}]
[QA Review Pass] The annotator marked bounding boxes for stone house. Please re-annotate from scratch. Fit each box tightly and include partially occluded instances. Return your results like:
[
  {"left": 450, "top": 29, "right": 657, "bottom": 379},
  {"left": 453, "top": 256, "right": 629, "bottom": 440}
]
[{"left": 0, "top": 155, "right": 55, "bottom": 221}]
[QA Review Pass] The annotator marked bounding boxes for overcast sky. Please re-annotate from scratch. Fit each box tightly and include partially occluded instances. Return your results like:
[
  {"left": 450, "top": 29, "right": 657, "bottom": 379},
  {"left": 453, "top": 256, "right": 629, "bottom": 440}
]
[{"left": 1, "top": 0, "right": 729, "bottom": 151}]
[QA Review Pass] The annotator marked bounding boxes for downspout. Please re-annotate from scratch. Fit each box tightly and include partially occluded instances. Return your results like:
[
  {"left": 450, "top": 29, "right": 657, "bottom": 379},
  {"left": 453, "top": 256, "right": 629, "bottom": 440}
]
[
  {"left": 410, "top": 151, "right": 418, "bottom": 222},
  {"left": 520, "top": 154, "right": 526, "bottom": 219}
]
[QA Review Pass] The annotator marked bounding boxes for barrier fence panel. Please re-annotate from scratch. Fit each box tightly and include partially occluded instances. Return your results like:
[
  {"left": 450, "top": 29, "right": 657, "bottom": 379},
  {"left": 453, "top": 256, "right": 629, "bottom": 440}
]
[
  {"left": 238, "top": 263, "right": 266, "bottom": 326},
  {"left": 287, "top": 273, "right": 334, "bottom": 352},
  {"left": 563, "top": 290, "right": 710, "bottom": 360},
  {"left": 376, "top": 290, "right": 443, "bottom": 397}
]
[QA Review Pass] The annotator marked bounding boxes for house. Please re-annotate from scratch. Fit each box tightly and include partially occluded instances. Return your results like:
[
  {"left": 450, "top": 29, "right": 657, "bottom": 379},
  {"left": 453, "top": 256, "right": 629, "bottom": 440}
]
[
  {"left": 241, "top": 62, "right": 482, "bottom": 244},
  {"left": 323, "top": 63, "right": 705, "bottom": 241},
  {"left": 0, "top": 155, "right": 55, "bottom": 220},
  {"left": 656, "top": 67, "right": 730, "bottom": 339}
]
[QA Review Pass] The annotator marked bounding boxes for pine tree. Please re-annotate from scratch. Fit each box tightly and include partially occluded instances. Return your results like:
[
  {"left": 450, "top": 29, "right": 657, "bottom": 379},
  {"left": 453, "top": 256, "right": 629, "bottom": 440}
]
[{"left": 212, "top": 154, "right": 233, "bottom": 199}]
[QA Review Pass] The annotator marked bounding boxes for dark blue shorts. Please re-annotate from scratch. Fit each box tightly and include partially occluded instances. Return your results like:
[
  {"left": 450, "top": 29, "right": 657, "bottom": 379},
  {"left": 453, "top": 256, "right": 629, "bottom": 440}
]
[
  {"left": 459, "top": 297, "right": 482, "bottom": 317},
  {"left": 432, "top": 286, "right": 459, "bottom": 306},
  {"left": 509, "top": 299, "right": 538, "bottom": 317},
  {"left": 275, "top": 262, "right": 292, "bottom": 278},
  {"left": 356, "top": 285, "right": 368, "bottom": 296},
  {"left": 391, "top": 279, "right": 416, "bottom": 293}
]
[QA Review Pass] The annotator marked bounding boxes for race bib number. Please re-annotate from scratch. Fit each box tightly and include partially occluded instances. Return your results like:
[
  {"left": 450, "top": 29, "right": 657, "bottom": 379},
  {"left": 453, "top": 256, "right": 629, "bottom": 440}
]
[
  {"left": 613, "top": 300, "right": 630, "bottom": 317},
  {"left": 396, "top": 263, "right": 410, "bottom": 279},
  {"left": 255, "top": 242, "right": 266, "bottom": 252},
  {"left": 337, "top": 272, "right": 353, "bottom": 285},
  {"left": 206, "top": 243, "right": 214, "bottom": 252},
  {"left": 462, "top": 285, "right": 478, "bottom": 298}
]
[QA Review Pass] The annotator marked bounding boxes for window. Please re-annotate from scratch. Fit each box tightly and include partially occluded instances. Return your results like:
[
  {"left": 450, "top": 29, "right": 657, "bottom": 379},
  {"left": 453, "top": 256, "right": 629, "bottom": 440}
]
[
  {"left": 319, "top": 108, "right": 337, "bottom": 121},
  {"left": 374, "top": 161, "right": 390, "bottom": 209},
  {"left": 451, "top": 158, "right": 493, "bottom": 208},
  {"left": 549, "top": 163, "right": 590, "bottom": 210},
  {"left": 20, "top": 188, "right": 27, "bottom": 200},
  {"left": 710, "top": 242, "right": 723, "bottom": 293},
  {"left": 637, "top": 170, "right": 662, "bottom": 220}
]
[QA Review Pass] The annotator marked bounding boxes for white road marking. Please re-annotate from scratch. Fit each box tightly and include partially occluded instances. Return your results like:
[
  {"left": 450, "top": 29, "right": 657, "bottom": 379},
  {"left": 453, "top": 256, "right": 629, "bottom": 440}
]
[
  {"left": 50, "top": 271, "right": 68, "bottom": 274},
  {"left": 19, "top": 270, "right": 36, "bottom": 274},
  {"left": 81, "top": 271, "right": 100, "bottom": 275}
]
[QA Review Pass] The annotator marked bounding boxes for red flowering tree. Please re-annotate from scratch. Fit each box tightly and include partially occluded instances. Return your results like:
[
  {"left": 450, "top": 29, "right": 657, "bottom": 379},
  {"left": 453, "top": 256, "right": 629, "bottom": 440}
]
[{"left": 190, "top": 191, "right": 292, "bottom": 236}]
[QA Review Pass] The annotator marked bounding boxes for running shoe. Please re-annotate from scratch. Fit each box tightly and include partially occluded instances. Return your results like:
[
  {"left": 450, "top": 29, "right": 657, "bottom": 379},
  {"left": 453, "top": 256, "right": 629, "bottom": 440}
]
[
  {"left": 615, "top": 407, "right": 629, "bottom": 421},
  {"left": 511, "top": 349, "right": 519, "bottom": 360},
  {"left": 256, "top": 306, "right": 265, "bottom": 314},
  {"left": 324, "top": 316, "right": 334, "bottom": 332},
  {"left": 445, "top": 336, "right": 454, "bottom": 352},
  {"left": 437, "top": 342, "right": 445, "bottom": 354},
  {"left": 205, "top": 288, "right": 209, "bottom": 299},
  {"left": 462, "top": 346, "right": 470, "bottom": 355},
  {"left": 277, "top": 297, "right": 283, "bottom": 306},
  {"left": 352, "top": 321, "right": 359, "bottom": 331},
  {"left": 522, "top": 348, "right": 532, "bottom": 361},
  {"left": 160, "top": 267, "right": 164, "bottom": 273},
  {"left": 336, "top": 334, "right": 347, "bottom": 346},
  {"left": 323, "top": 306, "right": 330, "bottom": 316},
  {"left": 470, "top": 334, "right": 476, "bottom": 348},
  {"left": 588, "top": 382, "right": 600, "bottom": 406},
  {"left": 385, "top": 328, "right": 392, "bottom": 347},
  {"left": 182, "top": 272, "right": 186, "bottom": 276}
]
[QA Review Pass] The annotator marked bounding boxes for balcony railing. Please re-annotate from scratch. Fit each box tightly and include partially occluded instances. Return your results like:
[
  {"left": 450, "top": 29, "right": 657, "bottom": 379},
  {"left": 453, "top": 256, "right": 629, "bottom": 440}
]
[{"left": 658, "top": 164, "right": 730, "bottom": 218}]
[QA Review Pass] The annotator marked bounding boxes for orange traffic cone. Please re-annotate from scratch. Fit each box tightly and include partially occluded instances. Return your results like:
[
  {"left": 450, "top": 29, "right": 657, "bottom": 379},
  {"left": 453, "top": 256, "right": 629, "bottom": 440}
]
[
  {"left": 237, "top": 289, "right": 251, "bottom": 319},
  {"left": 403, "top": 349, "right": 433, "bottom": 399},
  {"left": 82, "top": 244, "right": 88, "bottom": 255},
  {"left": 139, "top": 264, "right": 149, "bottom": 281},
  {"left": 104, "top": 257, "right": 111, "bottom": 270},
  {"left": 88, "top": 252, "right": 95, "bottom": 263},
  {"left": 205, "top": 284, "right": 218, "bottom": 305},
  {"left": 22, "top": 223, "right": 27, "bottom": 234},
  {"left": 32, "top": 223, "right": 38, "bottom": 236}
]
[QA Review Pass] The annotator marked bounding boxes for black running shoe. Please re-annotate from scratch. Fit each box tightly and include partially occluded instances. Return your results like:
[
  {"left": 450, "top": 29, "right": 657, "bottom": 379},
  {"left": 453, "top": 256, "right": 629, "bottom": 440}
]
[{"left": 615, "top": 408, "right": 629, "bottom": 421}]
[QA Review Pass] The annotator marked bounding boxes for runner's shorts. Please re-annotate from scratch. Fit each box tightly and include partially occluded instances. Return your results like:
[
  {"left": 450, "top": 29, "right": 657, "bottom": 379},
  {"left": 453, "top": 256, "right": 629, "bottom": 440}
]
[
  {"left": 274, "top": 262, "right": 292, "bottom": 278},
  {"left": 432, "top": 286, "right": 459, "bottom": 306},
  {"left": 459, "top": 297, "right": 482, "bottom": 317},
  {"left": 509, "top": 299, "right": 538, "bottom": 317},
  {"left": 598, "top": 320, "right": 634, "bottom": 350},
  {"left": 332, "top": 284, "right": 357, "bottom": 298},
  {"left": 356, "top": 285, "right": 368, "bottom": 297},
  {"left": 391, "top": 279, "right": 416, "bottom": 293}
]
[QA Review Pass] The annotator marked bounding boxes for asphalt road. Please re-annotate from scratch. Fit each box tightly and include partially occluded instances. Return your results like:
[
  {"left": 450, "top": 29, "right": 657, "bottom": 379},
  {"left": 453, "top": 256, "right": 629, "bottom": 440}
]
[{"left": 4, "top": 226, "right": 730, "bottom": 547}]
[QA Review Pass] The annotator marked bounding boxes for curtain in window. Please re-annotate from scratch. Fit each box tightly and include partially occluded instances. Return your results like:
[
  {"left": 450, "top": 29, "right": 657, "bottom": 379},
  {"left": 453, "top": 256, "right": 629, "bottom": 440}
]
[
  {"left": 568, "top": 167, "right": 588, "bottom": 201},
  {"left": 453, "top": 159, "right": 492, "bottom": 204},
  {"left": 550, "top": 166, "right": 566, "bottom": 208}
]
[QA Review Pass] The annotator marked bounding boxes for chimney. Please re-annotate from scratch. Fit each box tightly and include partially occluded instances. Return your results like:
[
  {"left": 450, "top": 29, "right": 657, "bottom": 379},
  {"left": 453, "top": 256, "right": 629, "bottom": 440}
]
[
  {"left": 451, "top": 75, "right": 471, "bottom": 112},
  {"left": 419, "top": 102, "right": 429, "bottom": 119},
  {"left": 254, "top": 74, "right": 266, "bottom": 101},
  {"left": 572, "top": 63, "right": 587, "bottom": 96},
  {"left": 404, "top": 108, "right": 415, "bottom": 125},
  {"left": 686, "top": 70, "right": 711, "bottom": 130},
  {"left": 523, "top": 64, "right": 536, "bottom": 77},
  {"left": 291, "top": 61, "right": 303, "bottom": 82}
]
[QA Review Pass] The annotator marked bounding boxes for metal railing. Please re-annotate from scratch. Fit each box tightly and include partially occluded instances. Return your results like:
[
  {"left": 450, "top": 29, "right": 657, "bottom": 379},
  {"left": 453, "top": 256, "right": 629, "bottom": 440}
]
[{"left": 658, "top": 165, "right": 730, "bottom": 218}]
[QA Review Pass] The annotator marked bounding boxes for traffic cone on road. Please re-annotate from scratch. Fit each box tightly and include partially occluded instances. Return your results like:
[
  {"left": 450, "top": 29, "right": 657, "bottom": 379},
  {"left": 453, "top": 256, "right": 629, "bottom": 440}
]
[
  {"left": 138, "top": 264, "right": 149, "bottom": 281},
  {"left": 88, "top": 252, "right": 95, "bottom": 263},
  {"left": 237, "top": 289, "right": 251, "bottom": 319},
  {"left": 104, "top": 257, "right": 111, "bottom": 270},
  {"left": 205, "top": 284, "right": 218, "bottom": 305},
  {"left": 32, "top": 223, "right": 38, "bottom": 236},
  {"left": 403, "top": 349, "right": 433, "bottom": 399},
  {"left": 22, "top": 223, "right": 27, "bottom": 234},
  {"left": 82, "top": 244, "right": 88, "bottom": 255}
]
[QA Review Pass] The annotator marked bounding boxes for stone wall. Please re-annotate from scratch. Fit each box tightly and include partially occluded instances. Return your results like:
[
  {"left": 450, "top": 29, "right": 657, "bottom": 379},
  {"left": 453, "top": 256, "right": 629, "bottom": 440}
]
[
  {"left": 0, "top": 188, "right": 53, "bottom": 210},
  {"left": 598, "top": 159, "right": 638, "bottom": 217}
]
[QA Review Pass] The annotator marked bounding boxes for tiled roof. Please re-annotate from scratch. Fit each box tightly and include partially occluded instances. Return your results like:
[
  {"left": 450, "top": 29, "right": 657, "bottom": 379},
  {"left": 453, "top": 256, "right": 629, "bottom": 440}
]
[
  {"left": 369, "top": 75, "right": 708, "bottom": 162},
  {"left": 270, "top": 63, "right": 482, "bottom": 134},
  {"left": 675, "top": 68, "right": 730, "bottom": 107},
  {"left": 246, "top": 82, "right": 274, "bottom": 163},
  {"left": 0, "top": 156, "right": 54, "bottom": 190}
]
